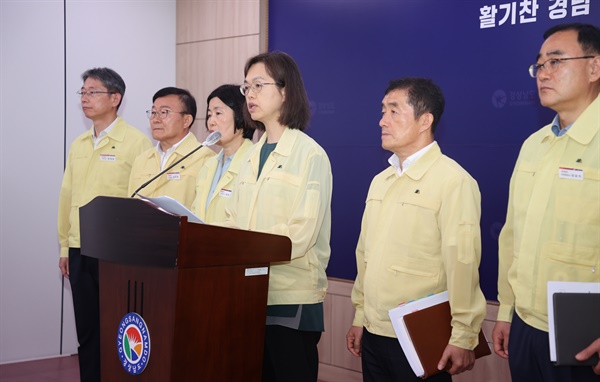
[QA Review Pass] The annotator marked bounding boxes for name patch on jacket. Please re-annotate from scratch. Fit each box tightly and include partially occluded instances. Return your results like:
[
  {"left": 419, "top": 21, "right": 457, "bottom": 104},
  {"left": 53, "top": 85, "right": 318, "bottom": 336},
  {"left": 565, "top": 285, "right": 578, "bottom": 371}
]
[
  {"left": 219, "top": 188, "right": 232, "bottom": 198},
  {"left": 166, "top": 172, "right": 181, "bottom": 180},
  {"left": 558, "top": 167, "right": 583, "bottom": 180},
  {"left": 99, "top": 154, "right": 116, "bottom": 162}
]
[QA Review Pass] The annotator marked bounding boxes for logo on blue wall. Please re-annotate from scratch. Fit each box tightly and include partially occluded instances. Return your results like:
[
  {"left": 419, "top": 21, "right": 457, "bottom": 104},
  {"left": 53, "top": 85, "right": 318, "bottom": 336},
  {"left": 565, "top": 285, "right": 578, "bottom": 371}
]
[
  {"left": 117, "top": 312, "right": 151, "bottom": 375},
  {"left": 493, "top": 89, "right": 538, "bottom": 108},
  {"left": 492, "top": 90, "right": 507, "bottom": 109}
]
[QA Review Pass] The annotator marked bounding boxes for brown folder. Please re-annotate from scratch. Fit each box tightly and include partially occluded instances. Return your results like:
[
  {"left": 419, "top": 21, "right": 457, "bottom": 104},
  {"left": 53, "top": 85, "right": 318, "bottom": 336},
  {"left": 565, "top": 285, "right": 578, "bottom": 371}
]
[{"left": 402, "top": 301, "right": 491, "bottom": 378}]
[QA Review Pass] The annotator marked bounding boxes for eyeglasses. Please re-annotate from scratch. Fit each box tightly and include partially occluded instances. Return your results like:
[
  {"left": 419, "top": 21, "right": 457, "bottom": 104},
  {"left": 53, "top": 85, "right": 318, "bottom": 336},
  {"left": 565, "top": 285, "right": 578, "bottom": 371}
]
[
  {"left": 146, "top": 109, "right": 187, "bottom": 120},
  {"left": 76, "top": 90, "right": 116, "bottom": 98},
  {"left": 240, "top": 82, "right": 281, "bottom": 96},
  {"left": 528, "top": 56, "right": 595, "bottom": 78}
]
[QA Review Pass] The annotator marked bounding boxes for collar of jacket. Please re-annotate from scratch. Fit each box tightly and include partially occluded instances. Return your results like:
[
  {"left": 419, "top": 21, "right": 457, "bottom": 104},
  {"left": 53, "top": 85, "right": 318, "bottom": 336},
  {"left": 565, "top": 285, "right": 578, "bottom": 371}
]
[
  {"left": 249, "top": 127, "right": 300, "bottom": 164},
  {"left": 385, "top": 141, "right": 442, "bottom": 182},
  {"left": 228, "top": 138, "right": 254, "bottom": 173},
  {"left": 541, "top": 94, "right": 599, "bottom": 145},
  {"left": 145, "top": 132, "right": 199, "bottom": 159},
  {"left": 87, "top": 116, "right": 127, "bottom": 143}
]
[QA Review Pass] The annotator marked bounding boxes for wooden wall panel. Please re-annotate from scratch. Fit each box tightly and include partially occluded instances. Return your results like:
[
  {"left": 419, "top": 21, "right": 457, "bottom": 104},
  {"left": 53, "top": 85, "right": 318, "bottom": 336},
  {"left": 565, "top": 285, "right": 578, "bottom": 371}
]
[
  {"left": 318, "top": 279, "right": 362, "bottom": 381},
  {"left": 177, "top": 0, "right": 260, "bottom": 44},
  {"left": 176, "top": 35, "right": 259, "bottom": 139},
  {"left": 176, "top": 0, "right": 265, "bottom": 142}
]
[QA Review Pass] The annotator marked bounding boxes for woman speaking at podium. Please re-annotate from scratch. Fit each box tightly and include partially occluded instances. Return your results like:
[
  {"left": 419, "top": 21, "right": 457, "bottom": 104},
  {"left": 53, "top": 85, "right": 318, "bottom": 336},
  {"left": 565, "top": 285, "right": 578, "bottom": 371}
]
[{"left": 225, "top": 51, "right": 333, "bottom": 382}]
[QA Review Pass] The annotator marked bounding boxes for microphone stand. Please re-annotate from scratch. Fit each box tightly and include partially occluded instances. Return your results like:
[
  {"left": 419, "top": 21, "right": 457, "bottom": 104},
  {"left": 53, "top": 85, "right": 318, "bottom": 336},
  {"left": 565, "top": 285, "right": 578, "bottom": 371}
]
[{"left": 130, "top": 131, "right": 221, "bottom": 198}]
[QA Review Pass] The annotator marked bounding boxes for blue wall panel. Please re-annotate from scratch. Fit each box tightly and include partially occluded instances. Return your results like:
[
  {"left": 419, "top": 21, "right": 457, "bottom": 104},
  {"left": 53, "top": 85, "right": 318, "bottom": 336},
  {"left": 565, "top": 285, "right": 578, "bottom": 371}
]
[{"left": 269, "top": 0, "right": 599, "bottom": 299}]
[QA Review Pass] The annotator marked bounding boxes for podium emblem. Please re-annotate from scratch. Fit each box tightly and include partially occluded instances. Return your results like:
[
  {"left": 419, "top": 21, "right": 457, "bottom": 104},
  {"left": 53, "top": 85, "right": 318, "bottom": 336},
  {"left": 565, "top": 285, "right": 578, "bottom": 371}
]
[{"left": 117, "top": 312, "right": 151, "bottom": 375}]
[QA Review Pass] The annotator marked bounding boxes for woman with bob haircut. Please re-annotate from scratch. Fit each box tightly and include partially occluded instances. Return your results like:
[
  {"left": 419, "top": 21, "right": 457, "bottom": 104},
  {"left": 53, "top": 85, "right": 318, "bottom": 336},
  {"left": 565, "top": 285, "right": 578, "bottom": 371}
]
[
  {"left": 226, "top": 51, "right": 333, "bottom": 382},
  {"left": 191, "top": 84, "right": 254, "bottom": 223}
]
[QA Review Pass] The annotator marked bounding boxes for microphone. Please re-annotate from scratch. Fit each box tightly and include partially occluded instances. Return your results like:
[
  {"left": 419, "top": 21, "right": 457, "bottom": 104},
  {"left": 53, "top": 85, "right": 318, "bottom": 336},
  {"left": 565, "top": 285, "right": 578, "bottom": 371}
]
[
  {"left": 130, "top": 131, "right": 221, "bottom": 198},
  {"left": 202, "top": 130, "right": 222, "bottom": 146}
]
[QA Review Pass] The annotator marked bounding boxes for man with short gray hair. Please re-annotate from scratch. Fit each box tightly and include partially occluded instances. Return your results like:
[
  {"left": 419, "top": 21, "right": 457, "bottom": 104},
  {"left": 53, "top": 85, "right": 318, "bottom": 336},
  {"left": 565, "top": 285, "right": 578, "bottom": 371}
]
[
  {"left": 347, "top": 77, "right": 486, "bottom": 381},
  {"left": 57, "top": 67, "right": 152, "bottom": 382}
]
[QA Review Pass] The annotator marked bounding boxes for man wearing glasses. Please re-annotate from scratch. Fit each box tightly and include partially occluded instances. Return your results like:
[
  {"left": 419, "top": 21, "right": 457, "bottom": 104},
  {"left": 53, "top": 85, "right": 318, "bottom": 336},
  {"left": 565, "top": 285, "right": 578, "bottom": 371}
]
[
  {"left": 493, "top": 23, "right": 600, "bottom": 381},
  {"left": 128, "top": 87, "right": 215, "bottom": 208},
  {"left": 58, "top": 67, "right": 152, "bottom": 382}
]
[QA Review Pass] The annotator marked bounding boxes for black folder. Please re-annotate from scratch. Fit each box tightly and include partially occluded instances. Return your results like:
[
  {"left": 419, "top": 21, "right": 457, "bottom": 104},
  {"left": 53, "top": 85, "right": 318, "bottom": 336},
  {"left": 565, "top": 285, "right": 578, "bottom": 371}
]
[{"left": 552, "top": 292, "right": 600, "bottom": 366}]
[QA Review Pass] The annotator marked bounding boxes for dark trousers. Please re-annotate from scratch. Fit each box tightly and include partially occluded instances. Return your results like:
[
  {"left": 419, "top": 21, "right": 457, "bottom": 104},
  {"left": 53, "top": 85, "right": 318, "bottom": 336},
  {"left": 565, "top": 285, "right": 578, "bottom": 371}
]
[
  {"left": 262, "top": 325, "right": 321, "bottom": 382},
  {"left": 508, "top": 313, "right": 599, "bottom": 382},
  {"left": 68, "top": 248, "right": 100, "bottom": 382},
  {"left": 361, "top": 328, "right": 452, "bottom": 382}
]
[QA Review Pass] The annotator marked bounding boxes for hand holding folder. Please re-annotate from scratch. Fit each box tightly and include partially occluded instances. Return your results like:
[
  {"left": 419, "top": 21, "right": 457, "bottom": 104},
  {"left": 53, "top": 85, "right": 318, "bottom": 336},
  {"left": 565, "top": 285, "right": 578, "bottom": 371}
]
[{"left": 389, "top": 291, "right": 491, "bottom": 378}]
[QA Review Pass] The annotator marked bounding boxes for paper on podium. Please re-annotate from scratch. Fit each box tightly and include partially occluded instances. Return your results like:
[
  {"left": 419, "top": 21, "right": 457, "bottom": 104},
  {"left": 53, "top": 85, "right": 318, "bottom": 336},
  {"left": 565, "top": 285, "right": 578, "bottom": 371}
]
[
  {"left": 547, "top": 281, "right": 600, "bottom": 364},
  {"left": 137, "top": 194, "right": 204, "bottom": 224},
  {"left": 388, "top": 290, "right": 491, "bottom": 378}
]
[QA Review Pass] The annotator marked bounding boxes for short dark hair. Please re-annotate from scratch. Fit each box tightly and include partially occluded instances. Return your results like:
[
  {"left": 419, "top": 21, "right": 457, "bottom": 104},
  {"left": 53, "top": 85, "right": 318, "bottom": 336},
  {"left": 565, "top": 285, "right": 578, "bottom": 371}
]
[
  {"left": 206, "top": 84, "right": 254, "bottom": 139},
  {"left": 152, "top": 87, "right": 197, "bottom": 129},
  {"left": 81, "top": 67, "right": 126, "bottom": 110},
  {"left": 543, "top": 23, "right": 600, "bottom": 55},
  {"left": 243, "top": 51, "right": 311, "bottom": 131},
  {"left": 384, "top": 78, "right": 445, "bottom": 134}
]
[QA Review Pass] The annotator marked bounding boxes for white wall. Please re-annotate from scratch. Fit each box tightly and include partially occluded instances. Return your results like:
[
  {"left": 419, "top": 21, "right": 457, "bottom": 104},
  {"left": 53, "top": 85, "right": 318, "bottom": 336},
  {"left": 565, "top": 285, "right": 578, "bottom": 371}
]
[{"left": 0, "top": 0, "right": 175, "bottom": 363}]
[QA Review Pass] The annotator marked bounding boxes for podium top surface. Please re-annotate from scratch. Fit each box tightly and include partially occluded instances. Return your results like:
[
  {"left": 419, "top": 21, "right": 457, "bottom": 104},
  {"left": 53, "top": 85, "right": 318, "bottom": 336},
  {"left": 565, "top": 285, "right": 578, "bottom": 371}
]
[{"left": 80, "top": 196, "right": 291, "bottom": 268}]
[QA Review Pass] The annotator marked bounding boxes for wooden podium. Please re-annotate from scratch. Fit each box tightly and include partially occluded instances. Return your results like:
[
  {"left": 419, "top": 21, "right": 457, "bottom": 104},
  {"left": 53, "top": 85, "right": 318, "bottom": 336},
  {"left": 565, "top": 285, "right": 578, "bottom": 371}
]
[{"left": 79, "top": 196, "right": 291, "bottom": 381}]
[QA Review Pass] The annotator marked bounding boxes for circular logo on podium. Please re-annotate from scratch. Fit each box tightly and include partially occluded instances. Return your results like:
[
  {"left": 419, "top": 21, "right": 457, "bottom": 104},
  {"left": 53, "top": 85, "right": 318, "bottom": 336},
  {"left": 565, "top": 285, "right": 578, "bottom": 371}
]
[{"left": 117, "top": 312, "right": 151, "bottom": 375}]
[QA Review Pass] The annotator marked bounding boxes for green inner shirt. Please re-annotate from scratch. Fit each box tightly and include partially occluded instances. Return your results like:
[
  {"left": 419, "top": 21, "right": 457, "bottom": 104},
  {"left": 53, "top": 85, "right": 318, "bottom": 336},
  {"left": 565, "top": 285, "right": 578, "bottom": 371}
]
[{"left": 258, "top": 142, "right": 277, "bottom": 179}]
